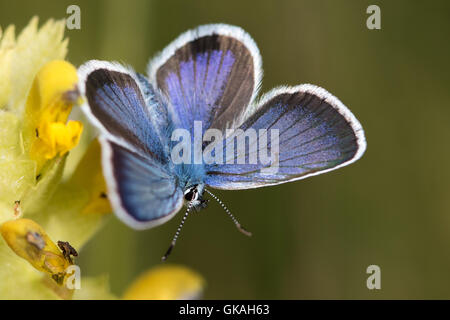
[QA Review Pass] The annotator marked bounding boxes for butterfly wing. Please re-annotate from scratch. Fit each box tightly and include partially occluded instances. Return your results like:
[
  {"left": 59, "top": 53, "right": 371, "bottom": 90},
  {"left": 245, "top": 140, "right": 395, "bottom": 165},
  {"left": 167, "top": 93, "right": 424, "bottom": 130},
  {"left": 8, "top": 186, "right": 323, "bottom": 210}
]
[
  {"left": 147, "top": 24, "right": 262, "bottom": 134},
  {"left": 79, "top": 60, "right": 170, "bottom": 160},
  {"left": 78, "top": 62, "right": 183, "bottom": 228},
  {"left": 100, "top": 137, "right": 183, "bottom": 229},
  {"left": 204, "top": 85, "right": 366, "bottom": 189}
]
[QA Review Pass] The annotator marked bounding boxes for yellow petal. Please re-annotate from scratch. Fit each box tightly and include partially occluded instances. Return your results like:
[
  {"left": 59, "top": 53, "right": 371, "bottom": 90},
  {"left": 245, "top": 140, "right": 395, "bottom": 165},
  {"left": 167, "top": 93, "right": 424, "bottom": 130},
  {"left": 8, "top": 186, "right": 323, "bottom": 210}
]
[
  {"left": 32, "top": 121, "right": 83, "bottom": 160},
  {"left": 55, "top": 121, "right": 83, "bottom": 157},
  {"left": 25, "top": 60, "right": 80, "bottom": 150},
  {"left": 123, "top": 265, "right": 205, "bottom": 300},
  {"left": 24, "top": 60, "right": 83, "bottom": 170},
  {"left": 0, "top": 218, "right": 72, "bottom": 284},
  {"left": 75, "top": 140, "right": 112, "bottom": 215},
  {"left": 26, "top": 60, "right": 79, "bottom": 117}
]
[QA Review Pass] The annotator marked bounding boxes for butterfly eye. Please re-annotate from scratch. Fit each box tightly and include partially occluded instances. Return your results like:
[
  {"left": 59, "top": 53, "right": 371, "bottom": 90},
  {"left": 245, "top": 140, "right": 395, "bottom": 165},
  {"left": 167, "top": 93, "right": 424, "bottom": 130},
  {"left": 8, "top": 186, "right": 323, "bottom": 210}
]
[{"left": 183, "top": 188, "right": 198, "bottom": 202}]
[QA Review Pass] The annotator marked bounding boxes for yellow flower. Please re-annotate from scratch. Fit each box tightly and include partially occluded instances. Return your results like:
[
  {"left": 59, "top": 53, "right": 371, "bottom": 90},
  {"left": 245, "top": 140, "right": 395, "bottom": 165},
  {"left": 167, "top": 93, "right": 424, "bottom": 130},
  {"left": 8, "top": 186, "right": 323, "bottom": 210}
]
[
  {"left": 0, "top": 218, "right": 74, "bottom": 284},
  {"left": 123, "top": 265, "right": 206, "bottom": 300},
  {"left": 31, "top": 120, "right": 83, "bottom": 160},
  {"left": 0, "top": 16, "right": 205, "bottom": 301},
  {"left": 0, "top": 17, "right": 113, "bottom": 300},
  {"left": 25, "top": 60, "right": 83, "bottom": 170},
  {"left": 0, "top": 17, "right": 73, "bottom": 219}
]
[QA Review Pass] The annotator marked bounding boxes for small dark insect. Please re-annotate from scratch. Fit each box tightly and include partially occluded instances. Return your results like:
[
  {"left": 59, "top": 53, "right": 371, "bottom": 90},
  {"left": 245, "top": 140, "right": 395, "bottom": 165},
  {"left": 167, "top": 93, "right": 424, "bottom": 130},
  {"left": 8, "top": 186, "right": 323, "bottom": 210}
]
[
  {"left": 99, "top": 192, "right": 107, "bottom": 199},
  {"left": 57, "top": 241, "right": 78, "bottom": 263}
]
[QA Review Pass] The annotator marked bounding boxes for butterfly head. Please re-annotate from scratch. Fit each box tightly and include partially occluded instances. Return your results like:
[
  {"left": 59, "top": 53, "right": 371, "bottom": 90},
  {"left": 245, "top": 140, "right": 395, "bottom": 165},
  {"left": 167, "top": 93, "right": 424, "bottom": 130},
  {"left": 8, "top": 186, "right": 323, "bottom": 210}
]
[{"left": 183, "top": 184, "right": 208, "bottom": 211}]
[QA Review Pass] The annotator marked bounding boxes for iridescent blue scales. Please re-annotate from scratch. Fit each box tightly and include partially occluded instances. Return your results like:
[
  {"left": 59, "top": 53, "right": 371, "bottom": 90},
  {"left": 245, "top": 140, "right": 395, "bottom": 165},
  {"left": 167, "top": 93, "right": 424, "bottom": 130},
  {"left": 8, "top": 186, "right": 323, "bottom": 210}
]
[
  {"left": 78, "top": 24, "right": 366, "bottom": 231},
  {"left": 205, "top": 87, "right": 362, "bottom": 189},
  {"left": 164, "top": 50, "right": 236, "bottom": 134}
]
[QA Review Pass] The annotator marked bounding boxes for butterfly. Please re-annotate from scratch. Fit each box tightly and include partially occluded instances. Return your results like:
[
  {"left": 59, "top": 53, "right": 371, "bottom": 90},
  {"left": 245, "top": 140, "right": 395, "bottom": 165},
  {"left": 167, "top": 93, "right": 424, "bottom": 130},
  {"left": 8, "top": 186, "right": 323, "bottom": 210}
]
[{"left": 78, "top": 24, "right": 366, "bottom": 260}]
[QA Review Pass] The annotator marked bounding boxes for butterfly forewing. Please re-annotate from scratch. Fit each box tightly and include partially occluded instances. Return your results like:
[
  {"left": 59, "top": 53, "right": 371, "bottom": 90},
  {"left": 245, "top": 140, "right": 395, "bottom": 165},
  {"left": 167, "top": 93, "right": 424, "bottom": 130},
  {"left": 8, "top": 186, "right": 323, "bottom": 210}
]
[
  {"left": 148, "top": 24, "right": 262, "bottom": 135},
  {"left": 79, "top": 61, "right": 168, "bottom": 161}
]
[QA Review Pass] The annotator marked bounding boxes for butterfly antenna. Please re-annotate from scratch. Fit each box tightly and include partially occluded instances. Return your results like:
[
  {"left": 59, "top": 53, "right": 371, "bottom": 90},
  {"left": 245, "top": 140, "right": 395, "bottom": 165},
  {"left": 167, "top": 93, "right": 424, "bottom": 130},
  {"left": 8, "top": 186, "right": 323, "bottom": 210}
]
[
  {"left": 204, "top": 189, "right": 252, "bottom": 237},
  {"left": 162, "top": 202, "right": 193, "bottom": 261}
]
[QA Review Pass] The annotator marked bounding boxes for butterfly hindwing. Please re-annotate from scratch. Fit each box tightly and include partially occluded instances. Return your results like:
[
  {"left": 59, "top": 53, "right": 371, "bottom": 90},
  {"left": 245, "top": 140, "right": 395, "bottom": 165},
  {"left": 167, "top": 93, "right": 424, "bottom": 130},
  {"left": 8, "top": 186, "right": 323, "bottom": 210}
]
[
  {"left": 148, "top": 24, "right": 262, "bottom": 135},
  {"left": 100, "top": 137, "right": 184, "bottom": 229},
  {"left": 204, "top": 85, "right": 366, "bottom": 189}
]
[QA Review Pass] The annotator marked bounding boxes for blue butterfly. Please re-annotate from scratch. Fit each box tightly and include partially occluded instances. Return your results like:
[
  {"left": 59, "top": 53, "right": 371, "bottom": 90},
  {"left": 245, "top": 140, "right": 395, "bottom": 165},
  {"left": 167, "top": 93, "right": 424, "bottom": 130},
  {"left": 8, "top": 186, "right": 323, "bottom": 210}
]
[{"left": 78, "top": 24, "right": 366, "bottom": 260}]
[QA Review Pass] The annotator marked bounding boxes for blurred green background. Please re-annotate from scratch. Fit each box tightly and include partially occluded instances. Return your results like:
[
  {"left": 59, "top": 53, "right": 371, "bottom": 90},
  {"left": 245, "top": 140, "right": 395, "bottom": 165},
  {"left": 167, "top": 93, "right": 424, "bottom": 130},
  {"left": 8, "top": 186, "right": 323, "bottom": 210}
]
[{"left": 1, "top": 0, "right": 450, "bottom": 299}]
